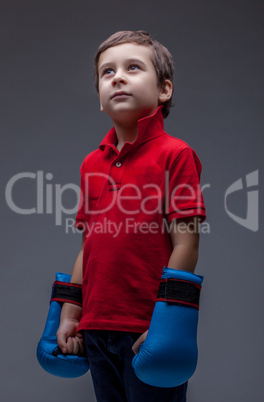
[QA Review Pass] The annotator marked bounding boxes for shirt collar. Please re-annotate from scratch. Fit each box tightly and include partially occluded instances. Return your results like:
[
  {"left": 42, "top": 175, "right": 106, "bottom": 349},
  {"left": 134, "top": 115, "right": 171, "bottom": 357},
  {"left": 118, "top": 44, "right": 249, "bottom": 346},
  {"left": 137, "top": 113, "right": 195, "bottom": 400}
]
[{"left": 99, "top": 105, "right": 164, "bottom": 152}]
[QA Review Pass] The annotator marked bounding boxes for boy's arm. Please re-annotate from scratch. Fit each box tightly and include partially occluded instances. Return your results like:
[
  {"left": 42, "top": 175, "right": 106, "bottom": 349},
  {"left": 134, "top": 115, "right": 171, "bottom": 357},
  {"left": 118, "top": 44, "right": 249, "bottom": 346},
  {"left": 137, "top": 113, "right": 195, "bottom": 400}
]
[
  {"left": 56, "top": 233, "right": 85, "bottom": 355},
  {"left": 132, "top": 216, "right": 200, "bottom": 354},
  {"left": 167, "top": 216, "right": 200, "bottom": 273}
]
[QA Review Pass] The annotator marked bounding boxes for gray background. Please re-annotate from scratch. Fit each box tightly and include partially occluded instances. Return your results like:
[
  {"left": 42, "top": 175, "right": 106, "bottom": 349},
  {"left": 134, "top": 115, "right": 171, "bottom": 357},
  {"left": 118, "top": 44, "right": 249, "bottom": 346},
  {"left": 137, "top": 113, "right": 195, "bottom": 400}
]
[{"left": 1, "top": 0, "right": 263, "bottom": 401}]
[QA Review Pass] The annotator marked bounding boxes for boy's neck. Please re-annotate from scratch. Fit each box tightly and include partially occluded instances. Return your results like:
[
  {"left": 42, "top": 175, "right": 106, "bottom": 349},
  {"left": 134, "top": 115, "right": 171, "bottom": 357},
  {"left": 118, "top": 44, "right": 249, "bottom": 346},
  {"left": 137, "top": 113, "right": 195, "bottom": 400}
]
[
  {"left": 113, "top": 120, "right": 139, "bottom": 152},
  {"left": 111, "top": 107, "right": 159, "bottom": 151}
]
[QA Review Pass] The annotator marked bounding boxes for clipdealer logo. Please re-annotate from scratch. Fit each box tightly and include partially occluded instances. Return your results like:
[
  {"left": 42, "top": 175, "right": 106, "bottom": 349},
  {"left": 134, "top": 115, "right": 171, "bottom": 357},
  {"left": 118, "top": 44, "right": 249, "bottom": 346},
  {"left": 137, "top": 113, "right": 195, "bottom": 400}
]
[
  {"left": 224, "top": 170, "right": 259, "bottom": 232},
  {"left": 5, "top": 171, "right": 80, "bottom": 225},
  {"left": 4, "top": 169, "right": 260, "bottom": 232}
]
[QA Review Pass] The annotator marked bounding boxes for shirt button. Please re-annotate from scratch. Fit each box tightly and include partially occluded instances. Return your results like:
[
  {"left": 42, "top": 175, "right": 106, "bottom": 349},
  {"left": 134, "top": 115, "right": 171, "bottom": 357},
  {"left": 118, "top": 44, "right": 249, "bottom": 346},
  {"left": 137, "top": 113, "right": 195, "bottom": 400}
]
[{"left": 115, "top": 162, "right": 122, "bottom": 167}]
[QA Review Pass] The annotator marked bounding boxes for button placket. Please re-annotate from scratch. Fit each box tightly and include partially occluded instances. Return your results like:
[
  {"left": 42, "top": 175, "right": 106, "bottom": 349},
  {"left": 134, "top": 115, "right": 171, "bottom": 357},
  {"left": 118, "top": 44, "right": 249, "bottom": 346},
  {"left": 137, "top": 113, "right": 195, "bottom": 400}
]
[
  {"left": 108, "top": 157, "right": 126, "bottom": 191},
  {"left": 108, "top": 145, "right": 134, "bottom": 191}
]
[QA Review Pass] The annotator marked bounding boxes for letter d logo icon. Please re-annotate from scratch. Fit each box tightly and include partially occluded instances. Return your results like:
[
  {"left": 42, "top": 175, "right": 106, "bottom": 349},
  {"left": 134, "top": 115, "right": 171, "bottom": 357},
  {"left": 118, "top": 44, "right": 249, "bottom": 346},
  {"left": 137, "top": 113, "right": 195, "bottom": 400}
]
[{"left": 224, "top": 170, "right": 259, "bottom": 232}]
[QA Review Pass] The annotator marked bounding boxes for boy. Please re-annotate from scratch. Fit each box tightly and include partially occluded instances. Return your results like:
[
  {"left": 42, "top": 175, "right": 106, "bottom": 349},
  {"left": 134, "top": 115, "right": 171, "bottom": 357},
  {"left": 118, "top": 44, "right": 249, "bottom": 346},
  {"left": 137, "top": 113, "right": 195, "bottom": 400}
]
[{"left": 57, "top": 30, "right": 206, "bottom": 401}]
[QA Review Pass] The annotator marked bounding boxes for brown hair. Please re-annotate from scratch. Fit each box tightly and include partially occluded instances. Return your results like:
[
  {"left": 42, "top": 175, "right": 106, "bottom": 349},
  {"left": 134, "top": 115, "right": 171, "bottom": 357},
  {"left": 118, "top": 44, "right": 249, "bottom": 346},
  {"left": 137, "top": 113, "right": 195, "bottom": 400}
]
[{"left": 94, "top": 30, "right": 174, "bottom": 118}]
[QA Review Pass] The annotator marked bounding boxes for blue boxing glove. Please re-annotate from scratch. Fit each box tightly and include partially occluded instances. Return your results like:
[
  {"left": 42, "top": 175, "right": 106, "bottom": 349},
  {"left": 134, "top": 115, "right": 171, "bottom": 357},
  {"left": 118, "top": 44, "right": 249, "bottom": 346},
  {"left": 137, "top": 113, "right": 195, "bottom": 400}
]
[
  {"left": 132, "top": 267, "right": 203, "bottom": 388},
  {"left": 37, "top": 272, "right": 89, "bottom": 378}
]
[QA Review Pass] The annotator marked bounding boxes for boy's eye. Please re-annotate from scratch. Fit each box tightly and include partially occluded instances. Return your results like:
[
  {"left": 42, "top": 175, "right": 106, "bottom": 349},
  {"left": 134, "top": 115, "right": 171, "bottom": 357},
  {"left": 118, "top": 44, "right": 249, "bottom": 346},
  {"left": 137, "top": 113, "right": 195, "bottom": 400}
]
[
  {"left": 128, "top": 64, "right": 140, "bottom": 71},
  {"left": 103, "top": 68, "right": 114, "bottom": 75},
  {"left": 101, "top": 64, "right": 140, "bottom": 77}
]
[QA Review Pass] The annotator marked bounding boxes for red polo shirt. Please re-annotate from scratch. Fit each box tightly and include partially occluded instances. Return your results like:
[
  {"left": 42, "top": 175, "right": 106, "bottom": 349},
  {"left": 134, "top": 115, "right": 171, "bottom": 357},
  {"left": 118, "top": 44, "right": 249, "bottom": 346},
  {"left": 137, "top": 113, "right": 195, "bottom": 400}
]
[{"left": 75, "top": 106, "right": 206, "bottom": 333}]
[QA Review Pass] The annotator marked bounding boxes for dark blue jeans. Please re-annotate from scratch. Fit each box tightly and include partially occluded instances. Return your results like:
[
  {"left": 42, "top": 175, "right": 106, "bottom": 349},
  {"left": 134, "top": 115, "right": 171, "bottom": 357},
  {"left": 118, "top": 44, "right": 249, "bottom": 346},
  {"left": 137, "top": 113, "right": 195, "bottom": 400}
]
[{"left": 84, "top": 330, "right": 187, "bottom": 402}]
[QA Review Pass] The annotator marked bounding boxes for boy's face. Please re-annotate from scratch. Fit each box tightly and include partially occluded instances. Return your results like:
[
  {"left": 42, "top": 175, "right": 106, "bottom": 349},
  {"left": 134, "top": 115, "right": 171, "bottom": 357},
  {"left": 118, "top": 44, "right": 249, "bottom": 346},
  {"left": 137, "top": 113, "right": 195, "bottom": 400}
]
[{"left": 97, "top": 42, "right": 170, "bottom": 123}]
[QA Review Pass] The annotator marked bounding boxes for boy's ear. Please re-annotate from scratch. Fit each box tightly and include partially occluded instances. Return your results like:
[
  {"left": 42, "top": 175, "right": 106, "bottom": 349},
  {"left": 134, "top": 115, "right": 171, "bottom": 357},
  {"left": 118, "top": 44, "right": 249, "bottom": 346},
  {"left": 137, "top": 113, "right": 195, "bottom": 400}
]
[{"left": 158, "top": 79, "right": 173, "bottom": 104}]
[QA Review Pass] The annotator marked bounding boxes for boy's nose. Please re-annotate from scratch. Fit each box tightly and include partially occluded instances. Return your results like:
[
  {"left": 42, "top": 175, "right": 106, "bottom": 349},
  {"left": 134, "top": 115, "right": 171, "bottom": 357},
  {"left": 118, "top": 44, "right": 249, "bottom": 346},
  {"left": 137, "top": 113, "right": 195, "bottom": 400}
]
[{"left": 112, "top": 70, "right": 127, "bottom": 86}]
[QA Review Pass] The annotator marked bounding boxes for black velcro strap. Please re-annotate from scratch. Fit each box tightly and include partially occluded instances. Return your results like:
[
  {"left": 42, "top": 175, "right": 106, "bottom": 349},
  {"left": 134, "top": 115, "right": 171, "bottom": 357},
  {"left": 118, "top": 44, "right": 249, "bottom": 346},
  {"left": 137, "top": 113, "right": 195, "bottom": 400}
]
[
  {"left": 51, "top": 281, "right": 82, "bottom": 307},
  {"left": 157, "top": 279, "right": 201, "bottom": 309}
]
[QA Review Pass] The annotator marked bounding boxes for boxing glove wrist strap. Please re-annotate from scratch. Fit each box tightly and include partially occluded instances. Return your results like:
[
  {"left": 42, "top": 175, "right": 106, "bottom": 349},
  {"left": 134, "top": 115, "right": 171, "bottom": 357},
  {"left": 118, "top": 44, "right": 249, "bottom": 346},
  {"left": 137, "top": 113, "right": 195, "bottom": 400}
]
[
  {"left": 51, "top": 281, "right": 82, "bottom": 307},
  {"left": 157, "top": 278, "right": 201, "bottom": 309}
]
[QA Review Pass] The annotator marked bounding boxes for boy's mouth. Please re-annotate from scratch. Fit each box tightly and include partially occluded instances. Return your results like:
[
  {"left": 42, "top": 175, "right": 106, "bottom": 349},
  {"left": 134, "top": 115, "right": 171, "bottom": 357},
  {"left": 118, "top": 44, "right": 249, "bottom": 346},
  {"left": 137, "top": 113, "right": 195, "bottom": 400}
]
[{"left": 111, "top": 91, "right": 131, "bottom": 99}]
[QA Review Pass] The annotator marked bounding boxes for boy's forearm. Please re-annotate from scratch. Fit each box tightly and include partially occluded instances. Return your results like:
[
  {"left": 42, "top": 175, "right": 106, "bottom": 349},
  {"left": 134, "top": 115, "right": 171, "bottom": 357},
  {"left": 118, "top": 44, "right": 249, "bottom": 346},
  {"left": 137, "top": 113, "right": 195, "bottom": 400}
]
[
  {"left": 168, "top": 217, "right": 200, "bottom": 273},
  {"left": 60, "top": 233, "right": 85, "bottom": 321},
  {"left": 60, "top": 302, "right": 82, "bottom": 322},
  {"left": 70, "top": 233, "right": 85, "bottom": 284},
  {"left": 167, "top": 243, "right": 199, "bottom": 273}
]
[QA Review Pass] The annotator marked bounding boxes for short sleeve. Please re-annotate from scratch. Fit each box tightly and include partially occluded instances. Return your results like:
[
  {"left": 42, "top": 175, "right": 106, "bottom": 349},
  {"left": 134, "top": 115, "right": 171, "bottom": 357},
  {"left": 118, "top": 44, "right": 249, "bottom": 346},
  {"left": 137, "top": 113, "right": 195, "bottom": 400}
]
[{"left": 165, "top": 147, "right": 206, "bottom": 223}]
